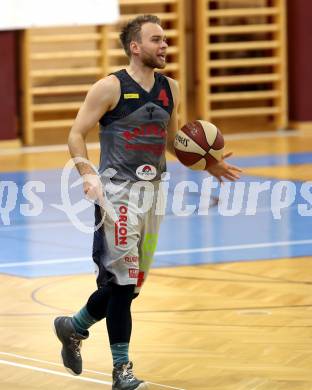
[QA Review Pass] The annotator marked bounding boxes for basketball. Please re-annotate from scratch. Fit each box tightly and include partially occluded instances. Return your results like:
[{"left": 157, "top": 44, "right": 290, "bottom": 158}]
[{"left": 173, "top": 120, "right": 225, "bottom": 170}]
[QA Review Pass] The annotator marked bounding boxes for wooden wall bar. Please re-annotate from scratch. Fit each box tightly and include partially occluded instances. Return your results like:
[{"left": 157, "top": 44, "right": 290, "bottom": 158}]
[
  {"left": 21, "top": 0, "right": 186, "bottom": 145},
  {"left": 17, "top": 0, "right": 294, "bottom": 144},
  {"left": 195, "top": 0, "right": 288, "bottom": 133}
]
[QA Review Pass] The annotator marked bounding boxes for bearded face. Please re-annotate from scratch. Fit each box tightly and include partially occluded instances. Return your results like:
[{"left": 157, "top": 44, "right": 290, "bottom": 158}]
[
  {"left": 131, "top": 22, "right": 168, "bottom": 69},
  {"left": 139, "top": 45, "right": 166, "bottom": 69}
]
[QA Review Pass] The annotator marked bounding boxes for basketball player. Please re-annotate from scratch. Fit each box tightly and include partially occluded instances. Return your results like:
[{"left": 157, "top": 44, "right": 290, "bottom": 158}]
[{"left": 53, "top": 15, "right": 241, "bottom": 390}]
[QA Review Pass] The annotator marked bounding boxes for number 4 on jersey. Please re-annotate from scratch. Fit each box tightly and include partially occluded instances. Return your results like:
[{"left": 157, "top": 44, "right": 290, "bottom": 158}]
[{"left": 157, "top": 88, "right": 169, "bottom": 107}]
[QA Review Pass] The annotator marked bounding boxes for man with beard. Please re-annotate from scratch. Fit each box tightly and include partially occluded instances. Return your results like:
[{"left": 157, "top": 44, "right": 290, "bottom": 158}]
[{"left": 53, "top": 15, "right": 241, "bottom": 390}]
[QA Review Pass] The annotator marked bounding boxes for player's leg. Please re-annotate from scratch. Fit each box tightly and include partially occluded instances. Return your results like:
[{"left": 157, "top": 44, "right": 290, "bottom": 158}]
[
  {"left": 110, "top": 183, "right": 162, "bottom": 389},
  {"left": 54, "top": 187, "right": 149, "bottom": 388},
  {"left": 53, "top": 205, "right": 110, "bottom": 375},
  {"left": 104, "top": 197, "right": 148, "bottom": 389}
]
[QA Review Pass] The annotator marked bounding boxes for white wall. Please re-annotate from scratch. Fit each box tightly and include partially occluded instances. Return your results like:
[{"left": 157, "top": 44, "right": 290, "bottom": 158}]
[{"left": 0, "top": 0, "right": 119, "bottom": 30}]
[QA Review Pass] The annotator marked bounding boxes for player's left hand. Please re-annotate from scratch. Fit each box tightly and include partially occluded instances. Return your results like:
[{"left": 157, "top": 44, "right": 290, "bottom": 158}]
[{"left": 206, "top": 152, "right": 242, "bottom": 183}]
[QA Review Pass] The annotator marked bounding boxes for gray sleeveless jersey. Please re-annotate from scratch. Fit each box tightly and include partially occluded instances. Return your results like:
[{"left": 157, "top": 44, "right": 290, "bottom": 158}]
[{"left": 98, "top": 69, "right": 174, "bottom": 182}]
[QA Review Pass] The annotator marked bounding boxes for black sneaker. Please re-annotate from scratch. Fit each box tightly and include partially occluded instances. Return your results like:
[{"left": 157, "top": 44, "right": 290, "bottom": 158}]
[
  {"left": 112, "top": 361, "right": 148, "bottom": 390},
  {"left": 53, "top": 316, "right": 88, "bottom": 375}
]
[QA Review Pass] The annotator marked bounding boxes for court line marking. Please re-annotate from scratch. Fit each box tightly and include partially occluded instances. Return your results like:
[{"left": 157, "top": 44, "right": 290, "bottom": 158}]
[
  {"left": 224, "top": 129, "right": 300, "bottom": 140},
  {"left": 0, "top": 142, "right": 100, "bottom": 156},
  {"left": 0, "top": 130, "right": 302, "bottom": 156},
  {"left": 0, "top": 352, "right": 186, "bottom": 390},
  {"left": 0, "top": 351, "right": 110, "bottom": 375},
  {"left": 0, "top": 239, "right": 312, "bottom": 268},
  {"left": 0, "top": 359, "right": 112, "bottom": 386},
  {"left": 156, "top": 239, "right": 312, "bottom": 256}
]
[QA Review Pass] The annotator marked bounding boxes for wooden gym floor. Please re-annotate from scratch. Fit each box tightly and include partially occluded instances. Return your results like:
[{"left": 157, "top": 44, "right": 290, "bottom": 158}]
[{"left": 1, "top": 130, "right": 312, "bottom": 390}]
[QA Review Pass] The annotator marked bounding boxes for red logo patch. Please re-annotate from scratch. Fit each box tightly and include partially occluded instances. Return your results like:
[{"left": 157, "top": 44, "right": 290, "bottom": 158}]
[
  {"left": 128, "top": 269, "right": 139, "bottom": 279},
  {"left": 136, "top": 271, "right": 145, "bottom": 288}
]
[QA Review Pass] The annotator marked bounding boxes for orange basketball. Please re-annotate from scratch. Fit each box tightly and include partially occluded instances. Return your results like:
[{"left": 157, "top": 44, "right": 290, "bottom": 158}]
[{"left": 174, "top": 120, "right": 224, "bottom": 170}]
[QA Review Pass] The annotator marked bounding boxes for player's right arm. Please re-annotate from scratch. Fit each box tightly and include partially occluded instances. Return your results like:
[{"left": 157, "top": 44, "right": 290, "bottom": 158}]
[{"left": 68, "top": 75, "right": 120, "bottom": 201}]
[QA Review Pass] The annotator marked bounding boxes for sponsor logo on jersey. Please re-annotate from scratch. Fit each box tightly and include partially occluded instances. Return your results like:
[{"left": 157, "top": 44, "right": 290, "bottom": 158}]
[
  {"left": 114, "top": 205, "right": 128, "bottom": 246},
  {"left": 128, "top": 268, "right": 139, "bottom": 278},
  {"left": 124, "top": 256, "right": 138, "bottom": 264},
  {"left": 136, "top": 164, "right": 157, "bottom": 180},
  {"left": 124, "top": 93, "right": 140, "bottom": 99},
  {"left": 123, "top": 124, "right": 166, "bottom": 157},
  {"left": 123, "top": 124, "right": 166, "bottom": 141},
  {"left": 125, "top": 143, "right": 165, "bottom": 156},
  {"left": 146, "top": 106, "right": 155, "bottom": 120}
]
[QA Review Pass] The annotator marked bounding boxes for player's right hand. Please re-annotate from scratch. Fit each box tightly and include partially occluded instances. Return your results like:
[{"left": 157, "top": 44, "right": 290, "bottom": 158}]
[{"left": 82, "top": 173, "right": 105, "bottom": 206}]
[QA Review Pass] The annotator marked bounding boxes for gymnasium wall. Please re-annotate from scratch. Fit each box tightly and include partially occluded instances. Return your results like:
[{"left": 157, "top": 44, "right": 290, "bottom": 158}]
[
  {"left": 0, "top": 32, "right": 18, "bottom": 141},
  {"left": 287, "top": 0, "right": 312, "bottom": 128},
  {"left": 0, "top": 1, "right": 311, "bottom": 143}
]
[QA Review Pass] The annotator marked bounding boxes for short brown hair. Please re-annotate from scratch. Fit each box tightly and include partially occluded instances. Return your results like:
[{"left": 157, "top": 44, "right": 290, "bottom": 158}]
[{"left": 119, "top": 14, "right": 161, "bottom": 57}]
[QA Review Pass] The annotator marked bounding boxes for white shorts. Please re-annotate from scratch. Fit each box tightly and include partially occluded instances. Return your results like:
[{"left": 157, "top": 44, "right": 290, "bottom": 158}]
[{"left": 92, "top": 181, "right": 164, "bottom": 294}]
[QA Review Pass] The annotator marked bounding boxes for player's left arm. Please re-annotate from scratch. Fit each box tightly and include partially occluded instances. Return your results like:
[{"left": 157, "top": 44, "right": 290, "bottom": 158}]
[
  {"left": 206, "top": 152, "right": 242, "bottom": 183},
  {"left": 165, "top": 77, "right": 179, "bottom": 156},
  {"left": 165, "top": 77, "right": 242, "bottom": 182}
]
